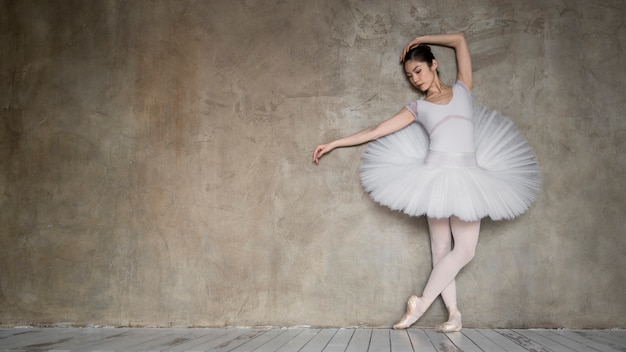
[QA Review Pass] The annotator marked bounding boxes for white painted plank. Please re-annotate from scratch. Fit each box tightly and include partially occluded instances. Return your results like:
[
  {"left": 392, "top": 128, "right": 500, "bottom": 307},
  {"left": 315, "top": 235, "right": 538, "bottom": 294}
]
[
  {"left": 35, "top": 328, "right": 135, "bottom": 351},
  {"left": 0, "top": 329, "right": 14, "bottom": 339},
  {"left": 345, "top": 328, "right": 372, "bottom": 352},
  {"left": 424, "top": 329, "right": 461, "bottom": 352},
  {"left": 299, "top": 328, "right": 338, "bottom": 352},
  {"left": 369, "top": 329, "right": 391, "bottom": 352},
  {"left": 115, "top": 332, "right": 181, "bottom": 351},
  {"left": 252, "top": 328, "right": 304, "bottom": 352},
  {"left": 461, "top": 329, "right": 508, "bottom": 352},
  {"left": 183, "top": 329, "right": 266, "bottom": 352},
  {"left": 513, "top": 329, "right": 578, "bottom": 352},
  {"left": 162, "top": 328, "right": 234, "bottom": 352},
  {"left": 0, "top": 328, "right": 623, "bottom": 351},
  {"left": 495, "top": 329, "right": 556, "bottom": 352},
  {"left": 478, "top": 329, "right": 529, "bottom": 352},
  {"left": 274, "top": 329, "right": 320, "bottom": 352},
  {"left": 553, "top": 329, "right": 622, "bottom": 352},
  {"left": 580, "top": 330, "right": 626, "bottom": 351},
  {"left": 596, "top": 330, "right": 626, "bottom": 346},
  {"left": 0, "top": 328, "right": 40, "bottom": 339},
  {"left": 389, "top": 329, "right": 414, "bottom": 352},
  {"left": 323, "top": 328, "right": 355, "bottom": 352},
  {"left": 444, "top": 331, "right": 483, "bottom": 352},
  {"left": 114, "top": 330, "right": 200, "bottom": 351},
  {"left": 539, "top": 330, "right": 604, "bottom": 351},
  {"left": 0, "top": 329, "right": 58, "bottom": 348},
  {"left": 611, "top": 330, "right": 626, "bottom": 338},
  {"left": 0, "top": 328, "right": 78, "bottom": 350},
  {"left": 407, "top": 329, "right": 436, "bottom": 352},
  {"left": 74, "top": 328, "right": 167, "bottom": 350},
  {"left": 222, "top": 329, "right": 286, "bottom": 352}
]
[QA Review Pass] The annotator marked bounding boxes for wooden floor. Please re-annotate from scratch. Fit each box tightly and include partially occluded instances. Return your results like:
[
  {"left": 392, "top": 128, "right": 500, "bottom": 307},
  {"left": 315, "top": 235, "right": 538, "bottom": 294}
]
[{"left": 1, "top": 327, "right": 625, "bottom": 352}]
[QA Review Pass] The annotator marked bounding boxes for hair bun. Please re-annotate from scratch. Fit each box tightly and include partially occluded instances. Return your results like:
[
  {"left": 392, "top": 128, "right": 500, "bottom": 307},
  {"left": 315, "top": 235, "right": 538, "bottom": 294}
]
[{"left": 404, "top": 43, "right": 436, "bottom": 65}]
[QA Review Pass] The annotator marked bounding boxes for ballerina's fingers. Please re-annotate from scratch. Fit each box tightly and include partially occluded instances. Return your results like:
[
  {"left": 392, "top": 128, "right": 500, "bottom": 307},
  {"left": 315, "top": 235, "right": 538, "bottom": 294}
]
[
  {"left": 313, "top": 145, "right": 329, "bottom": 164},
  {"left": 313, "top": 147, "right": 321, "bottom": 164},
  {"left": 400, "top": 40, "right": 420, "bottom": 62}
]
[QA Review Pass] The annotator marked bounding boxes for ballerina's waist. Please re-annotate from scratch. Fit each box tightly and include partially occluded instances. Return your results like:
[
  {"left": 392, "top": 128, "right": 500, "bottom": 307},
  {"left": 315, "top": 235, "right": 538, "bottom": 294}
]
[{"left": 425, "top": 150, "right": 478, "bottom": 168}]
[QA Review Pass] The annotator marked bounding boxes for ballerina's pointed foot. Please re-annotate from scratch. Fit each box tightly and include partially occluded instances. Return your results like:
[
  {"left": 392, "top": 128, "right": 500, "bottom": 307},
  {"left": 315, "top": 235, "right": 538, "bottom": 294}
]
[
  {"left": 393, "top": 295, "right": 426, "bottom": 330},
  {"left": 436, "top": 306, "right": 462, "bottom": 333}
]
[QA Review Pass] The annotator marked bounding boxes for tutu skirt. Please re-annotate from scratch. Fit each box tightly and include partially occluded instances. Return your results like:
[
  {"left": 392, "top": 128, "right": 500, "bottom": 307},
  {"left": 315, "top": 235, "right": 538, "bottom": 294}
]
[{"left": 360, "top": 106, "right": 540, "bottom": 222}]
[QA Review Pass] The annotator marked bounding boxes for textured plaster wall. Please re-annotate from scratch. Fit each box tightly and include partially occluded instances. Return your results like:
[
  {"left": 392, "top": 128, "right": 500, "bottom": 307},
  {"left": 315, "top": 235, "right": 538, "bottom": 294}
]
[{"left": 1, "top": 0, "right": 624, "bottom": 328}]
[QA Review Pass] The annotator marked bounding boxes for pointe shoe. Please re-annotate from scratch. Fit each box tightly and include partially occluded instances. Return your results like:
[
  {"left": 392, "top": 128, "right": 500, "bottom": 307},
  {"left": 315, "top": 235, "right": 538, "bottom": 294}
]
[
  {"left": 436, "top": 306, "right": 462, "bottom": 333},
  {"left": 393, "top": 295, "right": 425, "bottom": 330}
]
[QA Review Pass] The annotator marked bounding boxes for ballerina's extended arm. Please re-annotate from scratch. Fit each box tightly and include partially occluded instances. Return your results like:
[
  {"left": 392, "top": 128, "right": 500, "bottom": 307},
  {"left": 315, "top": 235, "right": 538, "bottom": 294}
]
[{"left": 313, "top": 108, "right": 415, "bottom": 164}]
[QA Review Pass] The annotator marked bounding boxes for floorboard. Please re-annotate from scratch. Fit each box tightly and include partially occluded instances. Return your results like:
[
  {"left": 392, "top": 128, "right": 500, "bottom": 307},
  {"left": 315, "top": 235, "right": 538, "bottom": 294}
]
[
  {"left": 164, "top": 329, "right": 244, "bottom": 352},
  {"left": 424, "top": 329, "right": 459, "bottom": 352},
  {"left": 513, "top": 329, "right": 577, "bottom": 352},
  {"left": 322, "top": 328, "right": 354, "bottom": 352},
  {"left": 192, "top": 329, "right": 267, "bottom": 352},
  {"left": 598, "top": 330, "right": 626, "bottom": 346},
  {"left": 254, "top": 329, "right": 305, "bottom": 352},
  {"left": 445, "top": 331, "right": 482, "bottom": 352},
  {"left": 499, "top": 329, "right": 560, "bottom": 352},
  {"left": 369, "top": 329, "right": 390, "bottom": 352},
  {"left": 553, "top": 329, "right": 623, "bottom": 352},
  {"left": 344, "top": 328, "right": 371, "bottom": 352},
  {"left": 0, "top": 327, "right": 624, "bottom": 352},
  {"left": 478, "top": 329, "right": 530, "bottom": 352},
  {"left": 460, "top": 329, "right": 505, "bottom": 352},
  {"left": 274, "top": 329, "right": 319, "bottom": 352},
  {"left": 406, "top": 329, "right": 437, "bottom": 352},
  {"left": 389, "top": 330, "right": 413, "bottom": 352},
  {"left": 225, "top": 329, "right": 287, "bottom": 352},
  {"left": 298, "top": 328, "right": 336, "bottom": 352},
  {"left": 0, "top": 328, "right": 78, "bottom": 350}
]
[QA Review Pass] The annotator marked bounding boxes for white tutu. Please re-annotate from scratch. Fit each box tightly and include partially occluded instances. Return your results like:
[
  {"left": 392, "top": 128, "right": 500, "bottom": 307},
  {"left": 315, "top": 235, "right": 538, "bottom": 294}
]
[{"left": 360, "top": 106, "right": 540, "bottom": 222}]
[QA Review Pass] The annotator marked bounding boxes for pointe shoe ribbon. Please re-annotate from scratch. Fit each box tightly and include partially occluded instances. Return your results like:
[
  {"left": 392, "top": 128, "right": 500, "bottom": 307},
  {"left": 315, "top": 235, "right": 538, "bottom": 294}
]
[{"left": 393, "top": 295, "right": 425, "bottom": 330}]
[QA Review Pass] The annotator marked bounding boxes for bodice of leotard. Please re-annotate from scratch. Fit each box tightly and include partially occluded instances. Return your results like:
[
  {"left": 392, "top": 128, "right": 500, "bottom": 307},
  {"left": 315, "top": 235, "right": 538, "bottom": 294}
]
[{"left": 405, "top": 81, "right": 474, "bottom": 153}]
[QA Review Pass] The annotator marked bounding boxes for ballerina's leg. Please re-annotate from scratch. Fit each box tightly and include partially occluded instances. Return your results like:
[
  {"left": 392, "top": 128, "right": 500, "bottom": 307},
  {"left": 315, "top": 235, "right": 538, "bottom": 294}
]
[
  {"left": 428, "top": 217, "right": 458, "bottom": 311},
  {"left": 422, "top": 216, "right": 480, "bottom": 303},
  {"left": 428, "top": 217, "right": 463, "bottom": 332},
  {"left": 394, "top": 216, "right": 480, "bottom": 329}
]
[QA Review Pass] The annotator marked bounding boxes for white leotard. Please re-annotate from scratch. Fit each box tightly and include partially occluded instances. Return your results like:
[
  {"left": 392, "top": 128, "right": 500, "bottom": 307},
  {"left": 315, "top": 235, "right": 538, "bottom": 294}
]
[{"left": 405, "top": 81, "right": 474, "bottom": 154}]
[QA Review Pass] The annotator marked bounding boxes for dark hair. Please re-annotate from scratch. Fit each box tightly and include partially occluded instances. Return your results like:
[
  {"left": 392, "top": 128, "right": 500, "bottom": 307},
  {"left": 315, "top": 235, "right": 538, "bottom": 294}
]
[{"left": 404, "top": 44, "right": 436, "bottom": 67}]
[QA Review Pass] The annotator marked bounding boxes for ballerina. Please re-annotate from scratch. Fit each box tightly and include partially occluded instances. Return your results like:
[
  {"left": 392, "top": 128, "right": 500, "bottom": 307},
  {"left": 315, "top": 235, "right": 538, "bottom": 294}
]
[{"left": 313, "top": 32, "right": 539, "bottom": 331}]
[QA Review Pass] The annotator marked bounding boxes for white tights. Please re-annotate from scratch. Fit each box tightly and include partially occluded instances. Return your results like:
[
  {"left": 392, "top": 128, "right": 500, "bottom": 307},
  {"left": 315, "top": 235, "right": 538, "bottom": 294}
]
[
  {"left": 423, "top": 216, "right": 480, "bottom": 308},
  {"left": 393, "top": 216, "right": 480, "bottom": 330}
]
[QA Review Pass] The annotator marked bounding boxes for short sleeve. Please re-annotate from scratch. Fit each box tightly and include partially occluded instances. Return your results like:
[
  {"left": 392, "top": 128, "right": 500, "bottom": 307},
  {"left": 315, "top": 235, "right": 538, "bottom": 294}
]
[{"left": 405, "top": 100, "right": 418, "bottom": 120}]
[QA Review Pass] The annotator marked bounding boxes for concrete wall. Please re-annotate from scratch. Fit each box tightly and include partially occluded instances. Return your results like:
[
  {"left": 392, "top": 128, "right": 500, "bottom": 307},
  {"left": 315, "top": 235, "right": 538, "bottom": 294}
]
[{"left": 1, "top": 0, "right": 624, "bottom": 328}]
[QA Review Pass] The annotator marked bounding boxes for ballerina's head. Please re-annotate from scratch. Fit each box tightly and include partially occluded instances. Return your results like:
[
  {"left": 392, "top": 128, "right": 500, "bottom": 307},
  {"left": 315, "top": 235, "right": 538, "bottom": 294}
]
[{"left": 403, "top": 44, "right": 440, "bottom": 93}]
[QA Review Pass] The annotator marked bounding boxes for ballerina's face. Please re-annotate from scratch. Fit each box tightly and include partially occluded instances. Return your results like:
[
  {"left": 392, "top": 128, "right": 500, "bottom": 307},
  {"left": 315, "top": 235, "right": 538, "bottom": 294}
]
[{"left": 404, "top": 59, "right": 438, "bottom": 92}]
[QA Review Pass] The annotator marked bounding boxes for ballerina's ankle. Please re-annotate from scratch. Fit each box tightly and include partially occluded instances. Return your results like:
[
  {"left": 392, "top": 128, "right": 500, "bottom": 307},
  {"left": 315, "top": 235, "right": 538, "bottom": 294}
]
[{"left": 436, "top": 306, "right": 462, "bottom": 333}]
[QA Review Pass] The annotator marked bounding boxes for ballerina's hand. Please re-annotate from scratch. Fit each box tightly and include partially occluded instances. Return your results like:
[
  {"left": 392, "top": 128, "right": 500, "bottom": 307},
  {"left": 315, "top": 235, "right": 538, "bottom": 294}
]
[
  {"left": 313, "top": 143, "right": 334, "bottom": 164},
  {"left": 400, "top": 37, "right": 421, "bottom": 62}
]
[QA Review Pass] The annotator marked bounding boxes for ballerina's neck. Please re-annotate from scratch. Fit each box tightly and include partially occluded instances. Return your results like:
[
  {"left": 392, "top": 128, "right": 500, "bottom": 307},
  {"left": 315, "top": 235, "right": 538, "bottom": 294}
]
[{"left": 425, "top": 84, "right": 453, "bottom": 105}]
